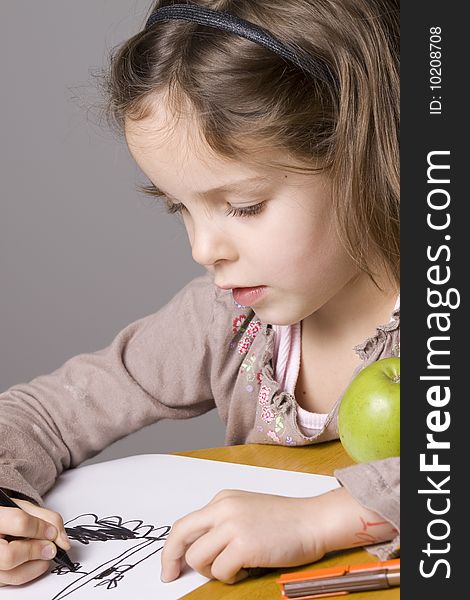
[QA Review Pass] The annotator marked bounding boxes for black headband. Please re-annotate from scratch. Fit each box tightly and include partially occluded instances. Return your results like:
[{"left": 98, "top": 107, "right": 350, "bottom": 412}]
[{"left": 144, "top": 3, "right": 323, "bottom": 80}]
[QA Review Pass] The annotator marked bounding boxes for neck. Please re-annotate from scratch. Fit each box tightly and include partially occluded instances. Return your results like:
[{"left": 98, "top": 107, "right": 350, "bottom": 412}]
[{"left": 302, "top": 269, "right": 399, "bottom": 347}]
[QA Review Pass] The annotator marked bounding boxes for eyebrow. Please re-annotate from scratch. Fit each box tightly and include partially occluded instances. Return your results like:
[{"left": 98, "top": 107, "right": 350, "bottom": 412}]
[{"left": 153, "top": 175, "right": 272, "bottom": 200}]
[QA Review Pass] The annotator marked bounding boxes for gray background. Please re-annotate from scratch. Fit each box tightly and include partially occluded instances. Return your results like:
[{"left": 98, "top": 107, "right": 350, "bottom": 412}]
[{"left": 0, "top": 0, "right": 225, "bottom": 465}]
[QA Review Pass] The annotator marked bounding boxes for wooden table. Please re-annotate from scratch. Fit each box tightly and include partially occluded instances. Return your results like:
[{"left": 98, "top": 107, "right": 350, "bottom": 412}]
[{"left": 176, "top": 442, "right": 399, "bottom": 600}]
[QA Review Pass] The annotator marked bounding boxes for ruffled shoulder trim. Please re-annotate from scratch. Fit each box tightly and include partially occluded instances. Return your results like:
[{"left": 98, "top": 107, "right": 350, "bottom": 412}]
[{"left": 353, "top": 297, "right": 400, "bottom": 360}]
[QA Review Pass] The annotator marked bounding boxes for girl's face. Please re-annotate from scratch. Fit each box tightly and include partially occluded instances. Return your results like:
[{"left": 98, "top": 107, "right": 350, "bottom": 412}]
[{"left": 125, "top": 101, "right": 360, "bottom": 326}]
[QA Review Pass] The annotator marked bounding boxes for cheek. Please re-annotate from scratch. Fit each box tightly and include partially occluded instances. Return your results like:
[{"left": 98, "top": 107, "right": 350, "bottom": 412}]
[
  {"left": 303, "top": 240, "right": 358, "bottom": 293},
  {"left": 246, "top": 215, "right": 318, "bottom": 273},
  {"left": 279, "top": 225, "right": 352, "bottom": 284},
  {"left": 281, "top": 220, "right": 328, "bottom": 263}
]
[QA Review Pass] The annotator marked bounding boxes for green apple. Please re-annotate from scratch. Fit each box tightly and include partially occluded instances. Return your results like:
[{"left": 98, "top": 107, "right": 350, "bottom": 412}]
[{"left": 338, "top": 357, "right": 400, "bottom": 463}]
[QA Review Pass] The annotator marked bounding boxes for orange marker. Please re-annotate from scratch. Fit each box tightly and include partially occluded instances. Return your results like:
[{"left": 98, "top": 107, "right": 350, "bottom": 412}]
[{"left": 277, "top": 558, "right": 400, "bottom": 599}]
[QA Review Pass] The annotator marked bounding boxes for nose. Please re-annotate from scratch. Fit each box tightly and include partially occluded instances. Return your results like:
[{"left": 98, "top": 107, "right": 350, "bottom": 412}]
[{"left": 189, "top": 217, "right": 238, "bottom": 268}]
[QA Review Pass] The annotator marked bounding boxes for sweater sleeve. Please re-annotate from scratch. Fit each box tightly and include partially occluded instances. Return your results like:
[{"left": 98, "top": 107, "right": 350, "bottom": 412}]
[
  {"left": 0, "top": 273, "right": 217, "bottom": 506},
  {"left": 334, "top": 456, "right": 400, "bottom": 560}
]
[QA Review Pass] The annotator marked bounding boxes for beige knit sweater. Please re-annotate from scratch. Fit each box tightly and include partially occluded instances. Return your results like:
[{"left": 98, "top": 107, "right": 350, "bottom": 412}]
[{"left": 0, "top": 272, "right": 400, "bottom": 560}]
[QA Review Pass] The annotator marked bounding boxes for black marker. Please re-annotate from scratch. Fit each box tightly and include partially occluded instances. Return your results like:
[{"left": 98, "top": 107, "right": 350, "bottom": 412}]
[{"left": 0, "top": 487, "right": 75, "bottom": 570}]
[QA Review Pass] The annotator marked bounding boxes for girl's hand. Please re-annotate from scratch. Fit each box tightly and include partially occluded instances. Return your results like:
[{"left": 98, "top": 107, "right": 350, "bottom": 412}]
[
  {"left": 161, "top": 487, "right": 399, "bottom": 584},
  {"left": 161, "top": 489, "right": 328, "bottom": 584},
  {"left": 0, "top": 498, "right": 71, "bottom": 587}
]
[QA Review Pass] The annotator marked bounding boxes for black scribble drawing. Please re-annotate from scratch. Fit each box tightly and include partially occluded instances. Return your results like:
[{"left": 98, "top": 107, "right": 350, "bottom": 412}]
[{"left": 49, "top": 513, "right": 170, "bottom": 599}]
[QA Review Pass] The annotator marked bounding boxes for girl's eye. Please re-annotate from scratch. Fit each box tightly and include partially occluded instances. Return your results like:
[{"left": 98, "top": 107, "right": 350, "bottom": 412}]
[
  {"left": 164, "top": 198, "right": 267, "bottom": 218},
  {"left": 225, "top": 201, "right": 266, "bottom": 218}
]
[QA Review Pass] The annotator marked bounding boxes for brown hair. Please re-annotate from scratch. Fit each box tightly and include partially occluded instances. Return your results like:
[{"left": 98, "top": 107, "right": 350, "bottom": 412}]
[{"left": 97, "top": 0, "right": 399, "bottom": 287}]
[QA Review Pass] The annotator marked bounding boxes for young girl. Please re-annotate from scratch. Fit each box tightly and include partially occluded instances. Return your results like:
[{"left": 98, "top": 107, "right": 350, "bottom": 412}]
[{"left": 0, "top": 0, "right": 400, "bottom": 588}]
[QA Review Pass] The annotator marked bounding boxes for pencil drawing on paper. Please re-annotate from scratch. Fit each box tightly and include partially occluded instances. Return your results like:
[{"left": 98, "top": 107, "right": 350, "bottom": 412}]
[{"left": 49, "top": 513, "right": 170, "bottom": 599}]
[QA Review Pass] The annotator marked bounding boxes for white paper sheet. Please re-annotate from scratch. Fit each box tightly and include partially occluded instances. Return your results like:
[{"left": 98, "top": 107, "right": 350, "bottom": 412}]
[{"left": 2, "top": 454, "right": 339, "bottom": 599}]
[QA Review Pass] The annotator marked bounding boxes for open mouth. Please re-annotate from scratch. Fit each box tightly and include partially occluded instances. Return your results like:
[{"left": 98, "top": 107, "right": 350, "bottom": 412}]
[{"left": 232, "top": 286, "right": 268, "bottom": 307}]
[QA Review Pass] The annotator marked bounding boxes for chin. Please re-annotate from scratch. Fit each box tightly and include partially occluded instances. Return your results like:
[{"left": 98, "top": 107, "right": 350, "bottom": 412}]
[{"left": 253, "top": 306, "right": 302, "bottom": 326}]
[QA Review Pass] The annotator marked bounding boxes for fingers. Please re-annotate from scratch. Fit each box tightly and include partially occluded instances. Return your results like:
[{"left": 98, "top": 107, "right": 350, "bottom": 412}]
[
  {"left": 0, "top": 558, "right": 51, "bottom": 586},
  {"left": 161, "top": 510, "right": 212, "bottom": 582},
  {"left": 167, "top": 531, "right": 250, "bottom": 584},
  {"left": 184, "top": 530, "right": 228, "bottom": 579},
  {"left": 0, "top": 507, "right": 60, "bottom": 544},
  {"left": 161, "top": 491, "right": 259, "bottom": 585},
  {"left": 0, "top": 500, "right": 72, "bottom": 587},
  {"left": 211, "top": 541, "right": 251, "bottom": 584},
  {"left": 9, "top": 500, "right": 71, "bottom": 550},
  {"left": 0, "top": 537, "right": 57, "bottom": 570}
]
